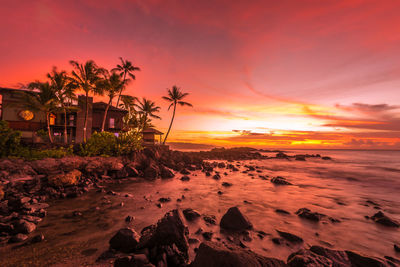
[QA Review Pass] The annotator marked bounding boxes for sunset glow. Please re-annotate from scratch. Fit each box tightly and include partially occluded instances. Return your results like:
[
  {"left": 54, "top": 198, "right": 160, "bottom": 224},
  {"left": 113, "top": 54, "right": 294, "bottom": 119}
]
[{"left": 1, "top": 0, "right": 400, "bottom": 149}]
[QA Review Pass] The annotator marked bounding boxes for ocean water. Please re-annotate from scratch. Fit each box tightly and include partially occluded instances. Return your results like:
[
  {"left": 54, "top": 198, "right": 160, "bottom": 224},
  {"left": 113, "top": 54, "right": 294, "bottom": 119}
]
[{"left": 1, "top": 150, "right": 400, "bottom": 266}]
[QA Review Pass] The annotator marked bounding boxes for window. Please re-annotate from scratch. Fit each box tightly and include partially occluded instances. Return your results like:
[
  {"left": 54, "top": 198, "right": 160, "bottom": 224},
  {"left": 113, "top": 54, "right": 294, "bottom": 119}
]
[
  {"left": 69, "top": 115, "right": 75, "bottom": 126},
  {"left": 109, "top": 118, "right": 115, "bottom": 128},
  {"left": 49, "top": 114, "right": 56, "bottom": 125}
]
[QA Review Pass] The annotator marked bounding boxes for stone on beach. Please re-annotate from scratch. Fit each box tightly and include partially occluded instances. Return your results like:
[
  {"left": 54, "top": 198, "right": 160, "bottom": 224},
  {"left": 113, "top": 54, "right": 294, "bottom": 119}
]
[
  {"left": 371, "top": 211, "right": 399, "bottom": 227},
  {"left": 276, "top": 230, "right": 303, "bottom": 243},
  {"left": 270, "top": 176, "right": 292, "bottom": 185},
  {"left": 182, "top": 208, "right": 201, "bottom": 221},
  {"left": 109, "top": 228, "right": 140, "bottom": 253},
  {"left": 295, "top": 208, "right": 325, "bottom": 222},
  {"left": 220, "top": 207, "right": 253, "bottom": 231}
]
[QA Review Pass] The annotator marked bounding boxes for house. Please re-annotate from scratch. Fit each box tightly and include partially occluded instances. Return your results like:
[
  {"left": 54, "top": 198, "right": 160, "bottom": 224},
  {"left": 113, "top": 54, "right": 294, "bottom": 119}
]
[
  {"left": 142, "top": 128, "right": 164, "bottom": 145},
  {"left": 0, "top": 87, "right": 127, "bottom": 143}
]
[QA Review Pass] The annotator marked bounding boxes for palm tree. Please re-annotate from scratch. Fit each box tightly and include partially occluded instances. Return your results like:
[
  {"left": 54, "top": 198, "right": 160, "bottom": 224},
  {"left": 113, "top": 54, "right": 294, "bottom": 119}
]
[
  {"left": 47, "top": 67, "right": 77, "bottom": 144},
  {"left": 112, "top": 57, "right": 140, "bottom": 107},
  {"left": 25, "top": 81, "right": 57, "bottom": 143},
  {"left": 97, "top": 71, "right": 126, "bottom": 132},
  {"left": 162, "top": 85, "right": 192, "bottom": 144},
  {"left": 134, "top": 98, "right": 161, "bottom": 130},
  {"left": 69, "top": 60, "right": 104, "bottom": 142}
]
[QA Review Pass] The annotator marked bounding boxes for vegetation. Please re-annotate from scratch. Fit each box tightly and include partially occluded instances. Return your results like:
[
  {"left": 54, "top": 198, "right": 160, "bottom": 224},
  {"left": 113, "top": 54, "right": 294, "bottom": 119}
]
[
  {"left": 135, "top": 98, "right": 161, "bottom": 130},
  {"left": 112, "top": 57, "right": 140, "bottom": 107},
  {"left": 162, "top": 85, "right": 193, "bottom": 144},
  {"left": 0, "top": 120, "right": 22, "bottom": 157}
]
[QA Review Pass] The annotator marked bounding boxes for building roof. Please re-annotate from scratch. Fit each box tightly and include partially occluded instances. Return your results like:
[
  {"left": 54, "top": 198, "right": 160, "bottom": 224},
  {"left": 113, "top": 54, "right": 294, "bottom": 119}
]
[
  {"left": 92, "top": 102, "right": 128, "bottom": 113},
  {"left": 142, "top": 128, "right": 164, "bottom": 135},
  {"left": 0, "top": 87, "right": 34, "bottom": 93}
]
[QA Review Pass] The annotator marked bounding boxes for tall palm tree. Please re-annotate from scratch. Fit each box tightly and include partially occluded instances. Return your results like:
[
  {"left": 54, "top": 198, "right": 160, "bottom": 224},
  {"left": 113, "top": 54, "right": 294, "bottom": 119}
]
[
  {"left": 25, "top": 81, "right": 57, "bottom": 143},
  {"left": 69, "top": 60, "right": 104, "bottom": 142},
  {"left": 112, "top": 57, "right": 140, "bottom": 107},
  {"left": 96, "top": 71, "right": 126, "bottom": 132},
  {"left": 47, "top": 67, "right": 77, "bottom": 144},
  {"left": 134, "top": 98, "right": 161, "bottom": 130},
  {"left": 162, "top": 85, "right": 192, "bottom": 144}
]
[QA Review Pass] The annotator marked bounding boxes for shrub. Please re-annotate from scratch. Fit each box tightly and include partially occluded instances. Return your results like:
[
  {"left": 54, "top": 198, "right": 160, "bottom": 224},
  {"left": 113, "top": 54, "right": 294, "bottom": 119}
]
[
  {"left": 48, "top": 169, "right": 81, "bottom": 187},
  {"left": 14, "top": 146, "right": 74, "bottom": 160},
  {"left": 0, "top": 120, "right": 22, "bottom": 157},
  {"left": 116, "top": 130, "right": 143, "bottom": 155},
  {"left": 78, "top": 131, "right": 117, "bottom": 157}
]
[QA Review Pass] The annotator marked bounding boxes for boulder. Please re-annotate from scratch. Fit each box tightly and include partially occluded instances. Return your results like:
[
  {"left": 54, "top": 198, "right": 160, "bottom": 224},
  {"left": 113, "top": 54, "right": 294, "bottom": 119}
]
[
  {"left": 8, "top": 233, "right": 28, "bottom": 243},
  {"left": 217, "top": 162, "right": 226, "bottom": 168},
  {"left": 59, "top": 156, "right": 87, "bottom": 172},
  {"left": 138, "top": 209, "right": 189, "bottom": 265},
  {"left": 276, "top": 230, "right": 303, "bottom": 243},
  {"left": 180, "top": 169, "right": 191, "bottom": 175},
  {"left": 371, "top": 211, "right": 399, "bottom": 227},
  {"left": 180, "top": 176, "right": 190, "bottom": 181},
  {"left": 295, "top": 208, "right": 325, "bottom": 222},
  {"left": 160, "top": 166, "right": 175, "bottom": 179},
  {"left": 222, "top": 182, "right": 232, "bottom": 187},
  {"left": 125, "top": 163, "right": 139, "bottom": 177},
  {"left": 48, "top": 169, "right": 81, "bottom": 187},
  {"left": 30, "top": 158, "right": 60, "bottom": 175},
  {"left": 109, "top": 228, "right": 140, "bottom": 253},
  {"left": 270, "top": 176, "right": 292, "bottom": 185},
  {"left": 143, "top": 164, "right": 159, "bottom": 180},
  {"left": 191, "top": 241, "right": 287, "bottom": 267},
  {"left": 220, "top": 207, "right": 253, "bottom": 231},
  {"left": 182, "top": 208, "right": 200, "bottom": 221},
  {"left": 13, "top": 219, "right": 36, "bottom": 234}
]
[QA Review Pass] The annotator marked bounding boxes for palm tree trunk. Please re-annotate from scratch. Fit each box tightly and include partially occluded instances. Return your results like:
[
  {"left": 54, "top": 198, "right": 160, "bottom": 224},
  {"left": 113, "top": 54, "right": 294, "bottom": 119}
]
[
  {"left": 83, "top": 92, "right": 89, "bottom": 143},
  {"left": 101, "top": 99, "right": 112, "bottom": 132},
  {"left": 116, "top": 72, "right": 126, "bottom": 107},
  {"left": 46, "top": 112, "right": 54, "bottom": 143},
  {"left": 163, "top": 103, "right": 176, "bottom": 145},
  {"left": 63, "top": 108, "right": 68, "bottom": 144}
]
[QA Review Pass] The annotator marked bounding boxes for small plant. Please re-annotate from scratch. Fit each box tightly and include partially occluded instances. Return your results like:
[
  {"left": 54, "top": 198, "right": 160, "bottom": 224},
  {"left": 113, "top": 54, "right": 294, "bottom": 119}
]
[{"left": 0, "top": 120, "right": 22, "bottom": 158}]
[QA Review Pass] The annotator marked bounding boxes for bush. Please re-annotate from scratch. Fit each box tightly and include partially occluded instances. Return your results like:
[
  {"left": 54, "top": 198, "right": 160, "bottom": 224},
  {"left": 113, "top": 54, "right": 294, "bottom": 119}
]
[
  {"left": 0, "top": 120, "right": 22, "bottom": 157},
  {"left": 14, "top": 146, "right": 74, "bottom": 160},
  {"left": 116, "top": 130, "right": 143, "bottom": 156},
  {"left": 78, "top": 131, "right": 117, "bottom": 157},
  {"left": 78, "top": 131, "right": 142, "bottom": 157}
]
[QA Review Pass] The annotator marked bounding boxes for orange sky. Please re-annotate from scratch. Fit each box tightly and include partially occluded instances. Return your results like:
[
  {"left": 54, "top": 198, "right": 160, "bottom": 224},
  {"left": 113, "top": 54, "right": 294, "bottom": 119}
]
[{"left": 1, "top": 0, "right": 400, "bottom": 149}]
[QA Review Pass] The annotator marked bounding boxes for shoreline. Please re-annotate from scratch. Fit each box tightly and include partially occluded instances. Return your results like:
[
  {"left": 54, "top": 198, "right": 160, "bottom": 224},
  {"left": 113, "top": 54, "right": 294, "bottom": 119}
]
[{"left": 0, "top": 147, "right": 399, "bottom": 266}]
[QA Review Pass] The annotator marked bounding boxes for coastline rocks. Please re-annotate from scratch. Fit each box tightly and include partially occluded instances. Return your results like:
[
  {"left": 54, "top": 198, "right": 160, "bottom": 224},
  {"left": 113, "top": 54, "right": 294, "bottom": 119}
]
[
  {"left": 220, "top": 207, "right": 253, "bottom": 231},
  {"left": 48, "top": 169, "right": 82, "bottom": 187},
  {"left": 182, "top": 208, "right": 200, "bottom": 221},
  {"left": 295, "top": 208, "right": 325, "bottom": 222},
  {"left": 138, "top": 209, "right": 189, "bottom": 265},
  {"left": 371, "top": 211, "right": 399, "bottom": 227},
  {"left": 13, "top": 219, "right": 36, "bottom": 234},
  {"left": 109, "top": 228, "right": 140, "bottom": 253},
  {"left": 271, "top": 176, "right": 292, "bottom": 185},
  {"left": 191, "top": 241, "right": 287, "bottom": 267}
]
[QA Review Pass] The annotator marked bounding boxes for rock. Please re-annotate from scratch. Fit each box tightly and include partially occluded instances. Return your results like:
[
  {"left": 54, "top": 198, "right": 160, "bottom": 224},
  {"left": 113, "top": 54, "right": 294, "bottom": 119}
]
[
  {"left": 189, "top": 238, "right": 200, "bottom": 244},
  {"left": 212, "top": 174, "right": 221, "bottom": 180},
  {"left": 59, "top": 156, "right": 87, "bottom": 172},
  {"left": 180, "top": 176, "right": 190, "bottom": 181},
  {"left": 109, "top": 228, "right": 140, "bottom": 253},
  {"left": 202, "top": 231, "right": 213, "bottom": 241},
  {"left": 125, "top": 163, "right": 140, "bottom": 177},
  {"left": 138, "top": 209, "right": 189, "bottom": 265},
  {"left": 322, "top": 156, "right": 332, "bottom": 160},
  {"left": 395, "top": 244, "right": 400, "bottom": 252},
  {"left": 276, "top": 230, "right": 303, "bottom": 243},
  {"left": 48, "top": 169, "right": 81, "bottom": 187},
  {"left": 221, "top": 182, "right": 232, "bottom": 187},
  {"left": 191, "top": 241, "right": 287, "bottom": 267},
  {"left": 8, "top": 233, "right": 28, "bottom": 243},
  {"left": 272, "top": 237, "right": 284, "bottom": 245},
  {"left": 346, "top": 250, "right": 392, "bottom": 266},
  {"left": 205, "top": 172, "right": 211, "bottom": 176},
  {"left": 217, "top": 162, "right": 226, "bottom": 168},
  {"left": 158, "top": 197, "right": 171, "bottom": 203},
  {"left": 203, "top": 215, "right": 217, "bottom": 225},
  {"left": 30, "top": 158, "right": 60, "bottom": 175},
  {"left": 371, "top": 211, "right": 399, "bottom": 227},
  {"left": 287, "top": 249, "right": 333, "bottom": 266},
  {"left": 270, "top": 176, "right": 292, "bottom": 185},
  {"left": 295, "top": 208, "right": 325, "bottom": 222},
  {"left": 276, "top": 152, "right": 289, "bottom": 159},
  {"left": 160, "top": 166, "right": 174, "bottom": 179},
  {"left": 126, "top": 216, "right": 134, "bottom": 222},
  {"left": 295, "top": 155, "right": 306, "bottom": 161},
  {"left": 220, "top": 207, "right": 253, "bottom": 231},
  {"left": 31, "top": 233, "right": 45, "bottom": 243},
  {"left": 143, "top": 163, "right": 160, "bottom": 180},
  {"left": 180, "top": 169, "right": 191, "bottom": 175},
  {"left": 0, "top": 222, "right": 13, "bottom": 234},
  {"left": 275, "top": 209, "right": 290, "bottom": 215},
  {"left": 14, "top": 219, "right": 36, "bottom": 234},
  {"left": 182, "top": 208, "right": 200, "bottom": 221}
]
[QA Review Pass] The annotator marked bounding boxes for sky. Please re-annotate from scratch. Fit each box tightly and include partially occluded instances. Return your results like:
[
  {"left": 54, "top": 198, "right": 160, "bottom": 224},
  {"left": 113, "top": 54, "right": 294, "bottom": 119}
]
[{"left": 1, "top": 0, "right": 400, "bottom": 149}]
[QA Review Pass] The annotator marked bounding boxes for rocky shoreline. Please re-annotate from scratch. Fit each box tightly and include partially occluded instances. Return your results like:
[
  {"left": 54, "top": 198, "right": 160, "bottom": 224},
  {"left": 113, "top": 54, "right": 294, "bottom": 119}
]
[{"left": 0, "top": 147, "right": 399, "bottom": 266}]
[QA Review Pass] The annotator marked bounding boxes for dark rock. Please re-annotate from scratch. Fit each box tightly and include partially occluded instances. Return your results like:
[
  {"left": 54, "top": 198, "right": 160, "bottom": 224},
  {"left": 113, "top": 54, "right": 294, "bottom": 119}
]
[
  {"left": 8, "top": 233, "right": 28, "bottom": 243},
  {"left": 395, "top": 244, "right": 400, "bottom": 252},
  {"left": 109, "top": 228, "right": 140, "bottom": 253},
  {"left": 0, "top": 222, "right": 13, "bottom": 234},
  {"left": 203, "top": 215, "right": 217, "bottom": 225},
  {"left": 14, "top": 219, "right": 36, "bottom": 234},
  {"left": 205, "top": 172, "right": 211, "bottom": 177},
  {"left": 158, "top": 197, "right": 171, "bottom": 203},
  {"left": 160, "top": 166, "right": 174, "bottom": 179},
  {"left": 180, "top": 169, "right": 191, "bottom": 175},
  {"left": 182, "top": 208, "right": 200, "bottom": 221},
  {"left": 191, "top": 241, "right": 287, "bottom": 267},
  {"left": 322, "top": 156, "right": 332, "bottom": 160},
  {"left": 371, "top": 211, "right": 399, "bottom": 227},
  {"left": 217, "top": 191, "right": 223, "bottom": 195},
  {"left": 276, "top": 230, "right": 303, "bottom": 243},
  {"left": 222, "top": 182, "right": 232, "bottom": 187},
  {"left": 202, "top": 231, "right": 213, "bottom": 241},
  {"left": 220, "top": 207, "right": 253, "bottom": 231},
  {"left": 217, "top": 162, "right": 226, "bottom": 168},
  {"left": 126, "top": 216, "right": 134, "bottom": 222},
  {"left": 295, "top": 155, "right": 306, "bottom": 161},
  {"left": 188, "top": 238, "right": 199, "bottom": 244},
  {"left": 270, "top": 176, "right": 292, "bottom": 185},
  {"left": 138, "top": 209, "right": 189, "bottom": 266},
  {"left": 125, "top": 163, "right": 139, "bottom": 177},
  {"left": 212, "top": 174, "right": 221, "bottom": 180},
  {"left": 275, "top": 209, "right": 290, "bottom": 215},
  {"left": 276, "top": 152, "right": 289, "bottom": 159},
  {"left": 295, "top": 208, "right": 325, "bottom": 222},
  {"left": 287, "top": 249, "right": 333, "bottom": 266},
  {"left": 31, "top": 233, "right": 45, "bottom": 243},
  {"left": 143, "top": 164, "right": 159, "bottom": 180},
  {"left": 346, "top": 250, "right": 389, "bottom": 267},
  {"left": 180, "top": 176, "right": 190, "bottom": 181}
]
